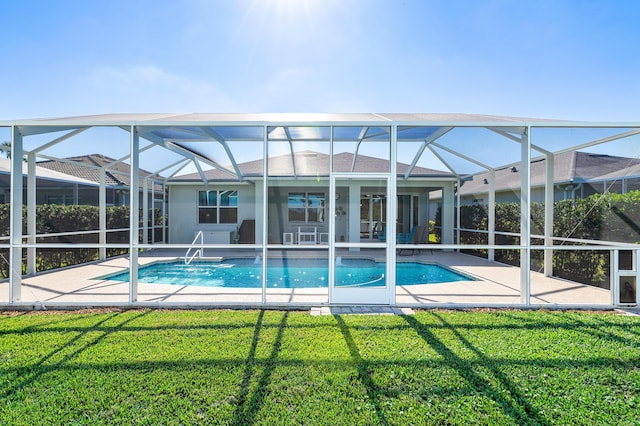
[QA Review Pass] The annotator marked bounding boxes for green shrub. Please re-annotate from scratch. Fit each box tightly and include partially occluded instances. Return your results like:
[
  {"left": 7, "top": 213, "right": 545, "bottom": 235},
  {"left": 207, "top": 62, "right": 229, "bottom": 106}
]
[
  {"left": 0, "top": 205, "right": 165, "bottom": 278},
  {"left": 435, "top": 190, "right": 640, "bottom": 288}
]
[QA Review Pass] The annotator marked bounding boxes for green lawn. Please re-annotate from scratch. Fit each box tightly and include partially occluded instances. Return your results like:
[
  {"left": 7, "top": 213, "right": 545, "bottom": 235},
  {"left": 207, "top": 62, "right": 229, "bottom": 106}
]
[{"left": 1, "top": 309, "right": 639, "bottom": 425}]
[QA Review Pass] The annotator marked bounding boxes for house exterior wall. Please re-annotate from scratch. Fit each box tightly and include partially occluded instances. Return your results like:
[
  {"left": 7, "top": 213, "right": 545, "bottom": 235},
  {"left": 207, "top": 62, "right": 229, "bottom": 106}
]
[
  {"left": 168, "top": 179, "right": 456, "bottom": 245},
  {"left": 459, "top": 186, "right": 581, "bottom": 206},
  {"left": 267, "top": 181, "right": 330, "bottom": 244},
  {"left": 168, "top": 183, "right": 255, "bottom": 244},
  {"left": 459, "top": 176, "right": 640, "bottom": 207}
]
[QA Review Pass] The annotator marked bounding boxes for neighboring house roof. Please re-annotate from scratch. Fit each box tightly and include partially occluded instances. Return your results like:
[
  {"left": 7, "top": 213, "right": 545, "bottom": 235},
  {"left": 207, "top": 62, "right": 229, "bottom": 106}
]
[
  {"left": 0, "top": 157, "right": 97, "bottom": 187},
  {"left": 37, "top": 154, "right": 156, "bottom": 188},
  {"left": 169, "top": 151, "right": 453, "bottom": 182},
  {"left": 594, "top": 162, "right": 640, "bottom": 181},
  {"left": 459, "top": 151, "right": 640, "bottom": 196}
]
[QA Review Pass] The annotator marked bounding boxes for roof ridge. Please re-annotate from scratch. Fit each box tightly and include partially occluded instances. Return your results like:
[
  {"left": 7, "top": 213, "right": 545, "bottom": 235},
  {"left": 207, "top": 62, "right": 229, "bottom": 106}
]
[
  {"left": 568, "top": 151, "right": 578, "bottom": 180},
  {"left": 105, "top": 170, "right": 123, "bottom": 185}
]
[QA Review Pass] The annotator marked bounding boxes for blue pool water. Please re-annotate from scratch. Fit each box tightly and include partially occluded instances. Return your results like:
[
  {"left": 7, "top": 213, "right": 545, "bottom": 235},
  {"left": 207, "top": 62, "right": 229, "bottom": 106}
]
[{"left": 103, "top": 258, "right": 473, "bottom": 288}]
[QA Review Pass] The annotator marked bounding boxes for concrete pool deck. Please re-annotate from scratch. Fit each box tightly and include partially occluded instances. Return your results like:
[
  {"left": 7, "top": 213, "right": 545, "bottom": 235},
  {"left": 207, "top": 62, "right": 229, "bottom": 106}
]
[{"left": 0, "top": 249, "right": 612, "bottom": 308}]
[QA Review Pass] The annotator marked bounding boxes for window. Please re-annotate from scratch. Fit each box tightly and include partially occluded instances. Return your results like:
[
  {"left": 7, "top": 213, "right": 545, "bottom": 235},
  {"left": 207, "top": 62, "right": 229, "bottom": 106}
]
[
  {"left": 46, "top": 194, "right": 74, "bottom": 205},
  {"left": 198, "top": 190, "right": 238, "bottom": 224},
  {"left": 288, "top": 192, "right": 325, "bottom": 223}
]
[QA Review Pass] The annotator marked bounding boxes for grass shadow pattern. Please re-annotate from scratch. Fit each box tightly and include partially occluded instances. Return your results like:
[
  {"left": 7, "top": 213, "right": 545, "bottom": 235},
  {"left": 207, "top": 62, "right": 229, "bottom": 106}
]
[{"left": 0, "top": 309, "right": 638, "bottom": 425}]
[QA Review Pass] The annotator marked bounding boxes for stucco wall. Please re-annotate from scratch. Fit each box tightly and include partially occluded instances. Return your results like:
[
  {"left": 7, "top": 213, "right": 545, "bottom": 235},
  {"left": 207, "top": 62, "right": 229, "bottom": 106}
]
[{"left": 168, "top": 184, "right": 255, "bottom": 243}]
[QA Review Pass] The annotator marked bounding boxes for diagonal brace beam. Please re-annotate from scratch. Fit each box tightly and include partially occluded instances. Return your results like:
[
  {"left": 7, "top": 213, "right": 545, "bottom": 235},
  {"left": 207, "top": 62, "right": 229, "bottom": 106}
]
[{"left": 404, "top": 127, "right": 453, "bottom": 179}]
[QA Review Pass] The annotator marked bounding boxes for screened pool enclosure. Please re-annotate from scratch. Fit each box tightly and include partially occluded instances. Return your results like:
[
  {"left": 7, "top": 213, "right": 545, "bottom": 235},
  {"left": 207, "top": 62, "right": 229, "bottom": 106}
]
[{"left": 0, "top": 113, "right": 638, "bottom": 307}]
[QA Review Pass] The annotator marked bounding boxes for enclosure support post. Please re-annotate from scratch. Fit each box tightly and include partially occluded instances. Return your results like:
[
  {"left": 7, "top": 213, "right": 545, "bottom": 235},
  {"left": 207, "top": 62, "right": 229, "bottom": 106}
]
[
  {"left": 261, "top": 125, "right": 268, "bottom": 305},
  {"left": 488, "top": 169, "right": 495, "bottom": 262},
  {"left": 520, "top": 127, "right": 531, "bottom": 304},
  {"left": 328, "top": 126, "right": 335, "bottom": 304},
  {"left": 129, "top": 126, "right": 140, "bottom": 303},
  {"left": 388, "top": 125, "right": 397, "bottom": 304},
  {"left": 611, "top": 249, "right": 619, "bottom": 305},
  {"left": 9, "top": 127, "right": 23, "bottom": 302},
  {"left": 27, "top": 153, "right": 36, "bottom": 276},
  {"left": 99, "top": 169, "right": 107, "bottom": 260},
  {"left": 544, "top": 154, "right": 554, "bottom": 277},
  {"left": 636, "top": 249, "right": 640, "bottom": 305}
]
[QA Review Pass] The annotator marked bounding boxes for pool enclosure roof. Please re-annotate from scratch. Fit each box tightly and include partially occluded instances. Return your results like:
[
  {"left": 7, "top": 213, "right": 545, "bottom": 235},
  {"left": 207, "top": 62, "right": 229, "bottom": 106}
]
[
  {"left": 3, "top": 112, "right": 639, "bottom": 184},
  {"left": 2, "top": 112, "right": 571, "bottom": 126}
]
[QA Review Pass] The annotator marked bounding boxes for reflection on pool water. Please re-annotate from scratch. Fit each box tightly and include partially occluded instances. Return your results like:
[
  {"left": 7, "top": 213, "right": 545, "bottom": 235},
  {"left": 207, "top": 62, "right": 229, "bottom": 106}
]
[{"left": 102, "top": 257, "right": 474, "bottom": 289}]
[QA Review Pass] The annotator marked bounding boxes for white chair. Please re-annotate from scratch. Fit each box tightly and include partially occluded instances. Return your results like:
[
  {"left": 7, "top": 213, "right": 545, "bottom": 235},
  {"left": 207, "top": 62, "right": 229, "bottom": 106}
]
[
  {"left": 282, "top": 232, "right": 294, "bottom": 245},
  {"left": 297, "top": 227, "right": 317, "bottom": 245}
]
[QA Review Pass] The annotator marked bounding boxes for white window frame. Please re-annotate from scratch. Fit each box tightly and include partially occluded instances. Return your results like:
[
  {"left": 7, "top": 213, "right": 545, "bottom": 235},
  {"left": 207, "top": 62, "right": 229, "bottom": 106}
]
[
  {"left": 197, "top": 189, "right": 238, "bottom": 224},
  {"left": 287, "top": 192, "right": 326, "bottom": 224}
]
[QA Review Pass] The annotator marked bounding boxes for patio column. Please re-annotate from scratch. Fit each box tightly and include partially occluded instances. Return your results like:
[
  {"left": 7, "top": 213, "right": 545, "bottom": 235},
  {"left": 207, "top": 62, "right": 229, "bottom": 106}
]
[
  {"left": 520, "top": 127, "right": 531, "bottom": 304},
  {"left": 441, "top": 183, "right": 455, "bottom": 245},
  {"left": 162, "top": 183, "right": 167, "bottom": 243},
  {"left": 150, "top": 179, "right": 155, "bottom": 244},
  {"left": 348, "top": 180, "right": 360, "bottom": 249},
  {"left": 129, "top": 126, "right": 139, "bottom": 303},
  {"left": 488, "top": 169, "right": 495, "bottom": 262},
  {"left": 27, "top": 153, "right": 36, "bottom": 276},
  {"left": 9, "top": 127, "right": 23, "bottom": 302},
  {"left": 99, "top": 169, "right": 106, "bottom": 260},
  {"left": 142, "top": 177, "right": 149, "bottom": 245},
  {"left": 420, "top": 192, "right": 429, "bottom": 227},
  {"left": 544, "top": 153, "right": 554, "bottom": 277},
  {"left": 255, "top": 180, "right": 264, "bottom": 245}
]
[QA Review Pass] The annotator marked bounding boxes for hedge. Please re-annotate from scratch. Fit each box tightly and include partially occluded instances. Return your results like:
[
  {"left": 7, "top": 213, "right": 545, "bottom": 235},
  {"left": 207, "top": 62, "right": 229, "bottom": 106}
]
[
  {"left": 436, "top": 190, "right": 640, "bottom": 288},
  {"left": 0, "top": 205, "right": 163, "bottom": 278}
]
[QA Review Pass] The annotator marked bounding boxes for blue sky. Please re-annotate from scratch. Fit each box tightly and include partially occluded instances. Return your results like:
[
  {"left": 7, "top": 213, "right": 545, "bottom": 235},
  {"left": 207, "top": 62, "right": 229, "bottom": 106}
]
[{"left": 1, "top": 0, "right": 639, "bottom": 122}]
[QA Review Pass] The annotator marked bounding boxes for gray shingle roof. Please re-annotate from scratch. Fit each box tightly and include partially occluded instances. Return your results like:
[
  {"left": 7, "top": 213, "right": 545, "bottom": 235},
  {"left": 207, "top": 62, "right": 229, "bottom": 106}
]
[
  {"left": 459, "top": 151, "right": 640, "bottom": 195},
  {"left": 0, "top": 157, "right": 97, "bottom": 186},
  {"left": 37, "top": 154, "right": 156, "bottom": 188}
]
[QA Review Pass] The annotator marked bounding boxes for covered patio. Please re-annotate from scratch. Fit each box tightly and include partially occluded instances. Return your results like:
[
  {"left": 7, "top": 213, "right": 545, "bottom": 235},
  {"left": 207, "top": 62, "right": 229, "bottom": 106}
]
[{"left": 0, "top": 113, "right": 638, "bottom": 308}]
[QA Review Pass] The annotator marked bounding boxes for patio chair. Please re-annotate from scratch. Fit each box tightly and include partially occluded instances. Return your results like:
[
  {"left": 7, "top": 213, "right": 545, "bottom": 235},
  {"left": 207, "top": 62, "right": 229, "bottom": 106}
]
[
  {"left": 376, "top": 222, "right": 386, "bottom": 242},
  {"left": 297, "top": 227, "right": 317, "bottom": 245},
  {"left": 397, "top": 226, "right": 417, "bottom": 256},
  {"left": 415, "top": 225, "right": 433, "bottom": 255},
  {"left": 397, "top": 226, "right": 416, "bottom": 244}
]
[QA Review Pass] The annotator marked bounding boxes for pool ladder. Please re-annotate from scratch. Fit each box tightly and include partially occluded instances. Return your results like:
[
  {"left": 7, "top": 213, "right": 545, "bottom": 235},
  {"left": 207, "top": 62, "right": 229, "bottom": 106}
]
[{"left": 184, "top": 231, "right": 204, "bottom": 265}]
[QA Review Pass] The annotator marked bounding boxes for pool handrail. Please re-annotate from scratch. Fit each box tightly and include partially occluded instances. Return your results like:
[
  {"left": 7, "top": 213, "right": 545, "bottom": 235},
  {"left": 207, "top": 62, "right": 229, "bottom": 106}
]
[{"left": 184, "top": 231, "right": 204, "bottom": 265}]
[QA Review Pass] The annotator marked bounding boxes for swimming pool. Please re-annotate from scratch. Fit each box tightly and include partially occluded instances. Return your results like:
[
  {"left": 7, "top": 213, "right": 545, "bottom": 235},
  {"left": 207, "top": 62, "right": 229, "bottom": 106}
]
[{"left": 102, "top": 258, "right": 474, "bottom": 288}]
